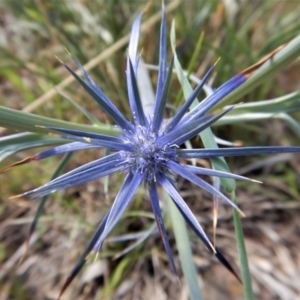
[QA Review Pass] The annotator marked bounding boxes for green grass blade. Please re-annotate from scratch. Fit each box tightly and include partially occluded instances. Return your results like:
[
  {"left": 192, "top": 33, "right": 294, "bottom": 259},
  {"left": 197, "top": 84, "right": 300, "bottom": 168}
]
[
  {"left": 55, "top": 89, "right": 102, "bottom": 125},
  {"left": 215, "top": 112, "right": 300, "bottom": 139},
  {"left": 0, "top": 132, "right": 65, "bottom": 162},
  {"left": 165, "top": 192, "right": 203, "bottom": 300},
  {"left": 170, "top": 20, "right": 235, "bottom": 192},
  {"left": 223, "top": 91, "right": 300, "bottom": 114},
  {"left": 174, "top": 31, "right": 205, "bottom": 107},
  {"left": 231, "top": 191, "right": 254, "bottom": 300},
  {"left": 214, "top": 34, "right": 300, "bottom": 110},
  {"left": 137, "top": 28, "right": 203, "bottom": 299},
  {"left": 187, "top": 32, "right": 205, "bottom": 77},
  {"left": 0, "top": 106, "right": 120, "bottom": 136},
  {"left": 28, "top": 152, "right": 73, "bottom": 243}
]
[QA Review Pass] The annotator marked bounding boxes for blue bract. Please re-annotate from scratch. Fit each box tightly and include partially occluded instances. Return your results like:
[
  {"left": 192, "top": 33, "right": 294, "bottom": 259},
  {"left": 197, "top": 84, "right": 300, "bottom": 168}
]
[{"left": 5, "top": 4, "right": 300, "bottom": 299}]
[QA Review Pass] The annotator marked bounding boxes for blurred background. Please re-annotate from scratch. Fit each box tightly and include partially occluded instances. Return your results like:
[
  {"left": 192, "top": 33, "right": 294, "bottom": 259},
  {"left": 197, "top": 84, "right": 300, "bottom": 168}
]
[{"left": 0, "top": 0, "right": 300, "bottom": 299}]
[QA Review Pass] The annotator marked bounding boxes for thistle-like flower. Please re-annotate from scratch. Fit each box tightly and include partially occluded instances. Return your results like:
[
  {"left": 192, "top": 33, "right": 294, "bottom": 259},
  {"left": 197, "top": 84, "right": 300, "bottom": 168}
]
[{"left": 3, "top": 4, "right": 300, "bottom": 299}]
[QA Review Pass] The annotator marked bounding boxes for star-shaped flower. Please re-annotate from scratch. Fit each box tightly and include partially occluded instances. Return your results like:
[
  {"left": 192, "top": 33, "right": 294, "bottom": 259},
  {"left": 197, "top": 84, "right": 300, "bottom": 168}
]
[{"left": 3, "top": 4, "right": 300, "bottom": 299}]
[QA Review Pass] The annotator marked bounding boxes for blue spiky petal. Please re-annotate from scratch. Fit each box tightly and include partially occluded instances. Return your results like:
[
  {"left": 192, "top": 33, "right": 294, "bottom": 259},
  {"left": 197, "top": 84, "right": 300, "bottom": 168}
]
[{"left": 2, "top": 3, "right": 300, "bottom": 299}]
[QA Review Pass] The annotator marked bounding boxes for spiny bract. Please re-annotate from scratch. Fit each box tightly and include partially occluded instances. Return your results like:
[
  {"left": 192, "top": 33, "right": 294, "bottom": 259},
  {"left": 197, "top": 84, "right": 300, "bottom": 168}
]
[{"left": 4, "top": 4, "right": 300, "bottom": 299}]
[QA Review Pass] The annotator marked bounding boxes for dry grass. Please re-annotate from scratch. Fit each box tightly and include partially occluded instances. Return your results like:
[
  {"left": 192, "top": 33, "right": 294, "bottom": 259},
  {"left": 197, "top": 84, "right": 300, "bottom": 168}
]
[{"left": 1, "top": 1, "right": 300, "bottom": 299}]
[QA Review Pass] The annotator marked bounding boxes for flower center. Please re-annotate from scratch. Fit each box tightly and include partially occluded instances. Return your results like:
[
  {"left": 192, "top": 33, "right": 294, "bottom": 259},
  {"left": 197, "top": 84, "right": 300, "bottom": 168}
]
[{"left": 121, "top": 125, "right": 176, "bottom": 182}]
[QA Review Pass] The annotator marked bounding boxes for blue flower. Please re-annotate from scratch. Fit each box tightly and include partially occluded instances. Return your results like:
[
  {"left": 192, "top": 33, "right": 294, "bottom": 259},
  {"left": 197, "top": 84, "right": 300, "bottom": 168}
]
[{"left": 4, "top": 4, "right": 300, "bottom": 299}]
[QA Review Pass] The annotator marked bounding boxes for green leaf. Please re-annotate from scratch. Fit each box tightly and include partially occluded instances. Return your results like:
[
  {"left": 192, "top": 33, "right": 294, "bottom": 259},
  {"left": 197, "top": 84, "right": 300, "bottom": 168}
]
[
  {"left": 27, "top": 152, "right": 73, "bottom": 250},
  {"left": 214, "top": 34, "right": 300, "bottom": 109},
  {"left": 165, "top": 192, "right": 203, "bottom": 300},
  {"left": 187, "top": 32, "right": 205, "bottom": 77},
  {"left": 55, "top": 89, "right": 102, "bottom": 125},
  {"left": 223, "top": 91, "right": 300, "bottom": 114},
  {"left": 0, "top": 106, "right": 120, "bottom": 136},
  {"left": 137, "top": 37, "right": 203, "bottom": 299},
  {"left": 0, "top": 132, "right": 65, "bottom": 162},
  {"left": 216, "top": 112, "right": 300, "bottom": 140},
  {"left": 231, "top": 191, "right": 254, "bottom": 300},
  {"left": 170, "top": 20, "right": 235, "bottom": 192}
]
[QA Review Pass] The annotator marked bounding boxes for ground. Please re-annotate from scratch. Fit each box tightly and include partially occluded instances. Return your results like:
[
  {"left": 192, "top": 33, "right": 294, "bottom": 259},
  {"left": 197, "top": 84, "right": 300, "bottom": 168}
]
[{"left": 1, "top": 1, "right": 300, "bottom": 299}]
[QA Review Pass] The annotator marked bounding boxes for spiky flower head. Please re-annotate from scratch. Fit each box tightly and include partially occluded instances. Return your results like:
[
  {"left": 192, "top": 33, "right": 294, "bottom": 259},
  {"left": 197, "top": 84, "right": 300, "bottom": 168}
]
[{"left": 4, "top": 4, "right": 300, "bottom": 298}]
